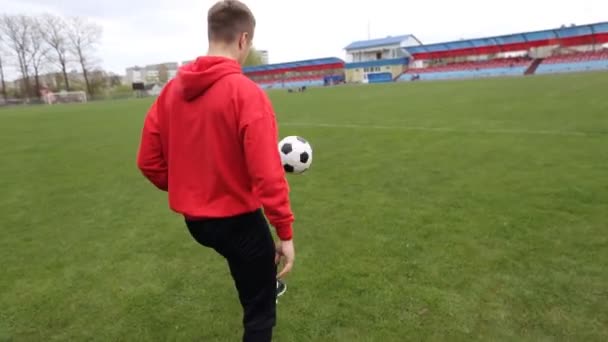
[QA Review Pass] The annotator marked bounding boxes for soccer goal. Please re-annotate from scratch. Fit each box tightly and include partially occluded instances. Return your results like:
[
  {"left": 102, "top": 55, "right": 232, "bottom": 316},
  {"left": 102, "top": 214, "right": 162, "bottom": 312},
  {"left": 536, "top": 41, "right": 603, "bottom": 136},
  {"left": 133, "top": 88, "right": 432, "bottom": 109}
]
[{"left": 43, "top": 91, "right": 88, "bottom": 105}]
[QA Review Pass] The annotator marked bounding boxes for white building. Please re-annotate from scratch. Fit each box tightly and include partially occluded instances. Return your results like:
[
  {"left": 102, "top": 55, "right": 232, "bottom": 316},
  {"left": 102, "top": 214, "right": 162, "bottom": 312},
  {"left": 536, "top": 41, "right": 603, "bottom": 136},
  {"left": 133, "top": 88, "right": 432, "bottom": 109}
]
[
  {"left": 343, "top": 34, "right": 423, "bottom": 83},
  {"left": 258, "top": 50, "right": 269, "bottom": 64},
  {"left": 125, "top": 62, "right": 179, "bottom": 85},
  {"left": 344, "top": 34, "right": 422, "bottom": 63},
  {"left": 125, "top": 66, "right": 144, "bottom": 84}
]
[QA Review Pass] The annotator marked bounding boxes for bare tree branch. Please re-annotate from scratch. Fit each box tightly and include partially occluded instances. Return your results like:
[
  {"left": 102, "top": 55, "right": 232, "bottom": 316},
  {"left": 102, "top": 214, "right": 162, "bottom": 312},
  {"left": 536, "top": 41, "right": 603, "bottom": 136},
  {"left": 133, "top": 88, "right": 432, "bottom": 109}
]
[
  {"left": 28, "top": 16, "right": 50, "bottom": 98},
  {"left": 67, "top": 17, "right": 102, "bottom": 96},
  {"left": 1, "top": 15, "right": 33, "bottom": 98},
  {"left": 0, "top": 36, "right": 8, "bottom": 101},
  {"left": 40, "top": 14, "right": 71, "bottom": 91}
]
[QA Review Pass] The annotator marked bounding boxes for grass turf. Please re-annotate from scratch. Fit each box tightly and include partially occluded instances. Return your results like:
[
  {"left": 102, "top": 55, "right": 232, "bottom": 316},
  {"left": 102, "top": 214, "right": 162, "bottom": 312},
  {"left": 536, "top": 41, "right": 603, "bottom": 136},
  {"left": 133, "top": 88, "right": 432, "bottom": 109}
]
[{"left": 1, "top": 72, "right": 607, "bottom": 341}]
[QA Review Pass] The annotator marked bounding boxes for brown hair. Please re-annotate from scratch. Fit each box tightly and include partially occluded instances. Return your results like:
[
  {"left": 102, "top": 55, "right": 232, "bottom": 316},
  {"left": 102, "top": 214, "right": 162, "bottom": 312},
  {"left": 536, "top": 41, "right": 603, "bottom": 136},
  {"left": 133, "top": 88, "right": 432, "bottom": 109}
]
[{"left": 207, "top": 0, "right": 256, "bottom": 44}]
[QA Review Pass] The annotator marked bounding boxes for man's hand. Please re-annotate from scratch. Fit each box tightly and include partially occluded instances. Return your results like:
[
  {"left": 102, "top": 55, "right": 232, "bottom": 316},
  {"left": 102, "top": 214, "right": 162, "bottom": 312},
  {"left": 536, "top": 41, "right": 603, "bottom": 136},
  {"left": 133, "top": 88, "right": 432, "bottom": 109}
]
[{"left": 275, "top": 239, "right": 295, "bottom": 278}]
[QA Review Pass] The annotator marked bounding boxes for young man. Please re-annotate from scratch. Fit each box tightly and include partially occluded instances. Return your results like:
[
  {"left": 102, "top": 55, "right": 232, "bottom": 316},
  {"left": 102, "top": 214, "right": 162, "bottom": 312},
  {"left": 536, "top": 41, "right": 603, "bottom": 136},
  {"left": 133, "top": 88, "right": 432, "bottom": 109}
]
[{"left": 136, "top": 1, "right": 295, "bottom": 341}]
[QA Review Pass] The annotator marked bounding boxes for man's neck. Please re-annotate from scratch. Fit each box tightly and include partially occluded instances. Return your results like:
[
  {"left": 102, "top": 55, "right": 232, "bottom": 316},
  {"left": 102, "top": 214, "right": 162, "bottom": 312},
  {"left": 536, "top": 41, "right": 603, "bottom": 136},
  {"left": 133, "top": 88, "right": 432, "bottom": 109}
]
[{"left": 207, "top": 44, "right": 238, "bottom": 62}]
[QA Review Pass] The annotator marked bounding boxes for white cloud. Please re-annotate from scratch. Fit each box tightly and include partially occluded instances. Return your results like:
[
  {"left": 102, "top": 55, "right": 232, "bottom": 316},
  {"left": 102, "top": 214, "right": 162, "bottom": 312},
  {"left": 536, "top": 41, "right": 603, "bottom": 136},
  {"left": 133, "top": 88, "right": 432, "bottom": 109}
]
[{"left": 1, "top": 0, "right": 607, "bottom": 76}]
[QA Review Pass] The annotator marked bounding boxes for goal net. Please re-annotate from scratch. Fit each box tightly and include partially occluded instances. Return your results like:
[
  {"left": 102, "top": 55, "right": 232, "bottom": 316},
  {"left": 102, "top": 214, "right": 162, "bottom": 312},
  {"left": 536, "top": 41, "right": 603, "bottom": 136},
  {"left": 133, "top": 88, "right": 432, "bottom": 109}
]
[{"left": 43, "top": 91, "right": 88, "bottom": 105}]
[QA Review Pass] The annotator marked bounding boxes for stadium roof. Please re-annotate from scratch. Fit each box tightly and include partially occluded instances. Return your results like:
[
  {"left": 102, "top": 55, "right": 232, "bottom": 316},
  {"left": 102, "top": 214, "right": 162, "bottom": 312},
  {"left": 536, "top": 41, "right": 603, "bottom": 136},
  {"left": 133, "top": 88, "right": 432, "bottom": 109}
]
[
  {"left": 345, "top": 35, "right": 421, "bottom": 51},
  {"left": 406, "top": 22, "right": 608, "bottom": 58},
  {"left": 242, "top": 57, "right": 344, "bottom": 73}
]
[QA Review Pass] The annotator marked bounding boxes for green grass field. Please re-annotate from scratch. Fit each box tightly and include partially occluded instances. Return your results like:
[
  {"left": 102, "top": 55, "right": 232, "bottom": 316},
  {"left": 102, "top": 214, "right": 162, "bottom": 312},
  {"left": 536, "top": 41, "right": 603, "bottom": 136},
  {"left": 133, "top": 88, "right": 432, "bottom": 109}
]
[{"left": 1, "top": 73, "right": 607, "bottom": 341}]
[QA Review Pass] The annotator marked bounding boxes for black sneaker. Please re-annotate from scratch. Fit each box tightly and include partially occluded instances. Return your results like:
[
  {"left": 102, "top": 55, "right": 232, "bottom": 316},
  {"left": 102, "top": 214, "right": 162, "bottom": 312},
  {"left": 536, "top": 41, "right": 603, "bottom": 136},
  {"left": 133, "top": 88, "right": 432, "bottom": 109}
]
[{"left": 276, "top": 279, "right": 287, "bottom": 303}]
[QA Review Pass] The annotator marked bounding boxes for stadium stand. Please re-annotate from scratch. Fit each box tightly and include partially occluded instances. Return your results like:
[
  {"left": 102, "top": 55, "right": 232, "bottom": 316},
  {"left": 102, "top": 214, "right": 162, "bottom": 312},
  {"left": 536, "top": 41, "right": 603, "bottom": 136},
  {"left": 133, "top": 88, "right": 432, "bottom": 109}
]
[
  {"left": 535, "top": 50, "right": 608, "bottom": 74},
  {"left": 404, "top": 23, "right": 608, "bottom": 60},
  {"left": 399, "top": 58, "right": 532, "bottom": 81},
  {"left": 241, "top": 22, "right": 608, "bottom": 88},
  {"left": 398, "top": 22, "right": 608, "bottom": 82},
  {"left": 243, "top": 57, "right": 345, "bottom": 89}
]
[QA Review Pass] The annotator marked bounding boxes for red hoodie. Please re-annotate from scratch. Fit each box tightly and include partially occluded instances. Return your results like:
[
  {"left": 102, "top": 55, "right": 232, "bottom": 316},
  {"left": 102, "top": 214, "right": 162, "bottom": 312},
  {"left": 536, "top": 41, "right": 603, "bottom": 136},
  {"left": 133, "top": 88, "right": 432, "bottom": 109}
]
[{"left": 136, "top": 56, "right": 294, "bottom": 240}]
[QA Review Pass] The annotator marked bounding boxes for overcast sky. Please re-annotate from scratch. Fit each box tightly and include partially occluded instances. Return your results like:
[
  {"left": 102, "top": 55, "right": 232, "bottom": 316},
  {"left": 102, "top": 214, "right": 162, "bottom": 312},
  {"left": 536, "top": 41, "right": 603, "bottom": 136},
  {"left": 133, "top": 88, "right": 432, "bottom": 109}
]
[{"left": 2, "top": 0, "right": 607, "bottom": 76}]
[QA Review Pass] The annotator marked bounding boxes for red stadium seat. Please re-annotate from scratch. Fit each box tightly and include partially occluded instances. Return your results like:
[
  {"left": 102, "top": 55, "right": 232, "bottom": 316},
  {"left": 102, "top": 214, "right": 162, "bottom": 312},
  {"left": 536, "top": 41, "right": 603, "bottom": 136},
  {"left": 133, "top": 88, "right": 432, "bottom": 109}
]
[
  {"left": 544, "top": 50, "right": 608, "bottom": 64},
  {"left": 406, "top": 57, "right": 531, "bottom": 74}
]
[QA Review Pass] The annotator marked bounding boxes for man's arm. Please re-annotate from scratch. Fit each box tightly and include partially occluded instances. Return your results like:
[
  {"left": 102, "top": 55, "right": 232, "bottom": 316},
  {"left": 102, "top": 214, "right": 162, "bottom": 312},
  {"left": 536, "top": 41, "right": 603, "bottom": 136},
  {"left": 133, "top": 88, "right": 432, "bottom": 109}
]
[
  {"left": 241, "top": 97, "right": 294, "bottom": 241},
  {"left": 137, "top": 100, "right": 168, "bottom": 191}
]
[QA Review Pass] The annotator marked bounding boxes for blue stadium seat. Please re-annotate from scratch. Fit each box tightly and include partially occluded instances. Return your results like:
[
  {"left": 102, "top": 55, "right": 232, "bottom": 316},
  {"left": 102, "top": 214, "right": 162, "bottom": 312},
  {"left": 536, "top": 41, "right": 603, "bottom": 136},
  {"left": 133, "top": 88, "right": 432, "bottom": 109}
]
[
  {"left": 259, "top": 78, "right": 325, "bottom": 90},
  {"left": 535, "top": 60, "right": 608, "bottom": 75},
  {"left": 397, "top": 66, "right": 527, "bottom": 82}
]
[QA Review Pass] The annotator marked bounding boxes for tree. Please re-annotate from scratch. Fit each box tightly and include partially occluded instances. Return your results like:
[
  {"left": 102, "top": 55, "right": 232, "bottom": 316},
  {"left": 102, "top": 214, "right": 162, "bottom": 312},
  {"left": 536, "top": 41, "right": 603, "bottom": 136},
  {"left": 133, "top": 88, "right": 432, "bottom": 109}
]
[
  {"left": 67, "top": 17, "right": 102, "bottom": 96},
  {"left": 107, "top": 73, "right": 122, "bottom": 87},
  {"left": 0, "top": 55, "right": 6, "bottom": 102},
  {"left": 28, "top": 17, "right": 49, "bottom": 98},
  {"left": 1, "top": 15, "right": 33, "bottom": 98},
  {"left": 0, "top": 37, "right": 8, "bottom": 101},
  {"left": 40, "top": 14, "right": 71, "bottom": 91},
  {"left": 88, "top": 69, "right": 108, "bottom": 95},
  {"left": 244, "top": 47, "right": 263, "bottom": 67}
]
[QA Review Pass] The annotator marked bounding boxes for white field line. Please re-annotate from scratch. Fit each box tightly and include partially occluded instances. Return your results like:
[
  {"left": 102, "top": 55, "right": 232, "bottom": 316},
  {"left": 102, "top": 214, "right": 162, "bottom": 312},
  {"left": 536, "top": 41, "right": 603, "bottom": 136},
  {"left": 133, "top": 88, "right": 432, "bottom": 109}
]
[{"left": 281, "top": 122, "right": 594, "bottom": 137}]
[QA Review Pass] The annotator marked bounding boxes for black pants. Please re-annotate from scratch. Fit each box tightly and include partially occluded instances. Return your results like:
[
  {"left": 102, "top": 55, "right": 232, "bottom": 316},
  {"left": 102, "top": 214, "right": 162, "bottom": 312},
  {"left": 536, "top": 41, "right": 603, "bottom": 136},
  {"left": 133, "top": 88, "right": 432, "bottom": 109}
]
[{"left": 186, "top": 209, "right": 277, "bottom": 342}]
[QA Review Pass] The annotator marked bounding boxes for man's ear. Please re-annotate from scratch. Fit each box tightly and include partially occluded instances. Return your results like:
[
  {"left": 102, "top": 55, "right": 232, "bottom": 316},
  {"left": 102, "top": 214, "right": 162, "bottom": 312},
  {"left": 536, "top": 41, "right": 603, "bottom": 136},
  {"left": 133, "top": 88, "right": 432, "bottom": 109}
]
[{"left": 239, "top": 32, "right": 249, "bottom": 49}]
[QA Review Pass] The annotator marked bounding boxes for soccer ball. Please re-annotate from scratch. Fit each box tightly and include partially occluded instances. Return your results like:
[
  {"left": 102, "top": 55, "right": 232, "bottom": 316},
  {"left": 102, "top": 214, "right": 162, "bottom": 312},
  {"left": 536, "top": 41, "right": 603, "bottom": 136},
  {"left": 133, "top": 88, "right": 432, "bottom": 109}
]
[{"left": 278, "top": 136, "right": 313, "bottom": 174}]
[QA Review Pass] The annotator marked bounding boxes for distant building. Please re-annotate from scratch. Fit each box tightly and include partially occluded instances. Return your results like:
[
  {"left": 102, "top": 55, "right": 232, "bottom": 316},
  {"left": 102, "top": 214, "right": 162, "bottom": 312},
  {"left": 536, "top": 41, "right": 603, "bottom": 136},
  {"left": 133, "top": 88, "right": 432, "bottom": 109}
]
[
  {"left": 125, "top": 62, "right": 179, "bottom": 85},
  {"left": 125, "top": 66, "right": 144, "bottom": 84},
  {"left": 345, "top": 35, "right": 421, "bottom": 63},
  {"left": 258, "top": 50, "right": 269, "bottom": 64},
  {"left": 344, "top": 34, "right": 422, "bottom": 83}
]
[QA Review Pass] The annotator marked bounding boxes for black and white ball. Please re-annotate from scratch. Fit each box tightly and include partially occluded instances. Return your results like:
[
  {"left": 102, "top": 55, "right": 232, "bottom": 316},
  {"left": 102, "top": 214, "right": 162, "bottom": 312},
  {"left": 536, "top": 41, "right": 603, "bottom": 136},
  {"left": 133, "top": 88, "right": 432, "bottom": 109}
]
[{"left": 278, "top": 136, "right": 313, "bottom": 174}]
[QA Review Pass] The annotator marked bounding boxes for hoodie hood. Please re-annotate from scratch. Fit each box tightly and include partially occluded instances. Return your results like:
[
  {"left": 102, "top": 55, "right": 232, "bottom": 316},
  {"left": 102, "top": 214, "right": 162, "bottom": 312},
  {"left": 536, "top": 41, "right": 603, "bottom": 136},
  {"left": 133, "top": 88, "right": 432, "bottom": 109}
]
[{"left": 175, "top": 56, "right": 242, "bottom": 101}]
